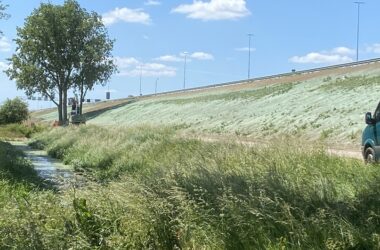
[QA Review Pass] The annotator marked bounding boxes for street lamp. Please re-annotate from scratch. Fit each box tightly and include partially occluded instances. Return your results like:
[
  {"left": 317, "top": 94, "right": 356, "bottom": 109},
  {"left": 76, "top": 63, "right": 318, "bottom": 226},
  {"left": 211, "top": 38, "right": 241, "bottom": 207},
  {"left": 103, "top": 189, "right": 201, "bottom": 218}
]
[
  {"left": 139, "top": 64, "right": 143, "bottom": 96},
  {"left": 183, "top": 52, "right": 188, "bottom": 89},
  {"left": 248, "top": 34, "right": 253, "bottom": 79},
  {"left": 354, "top": 2, "right": 365, "bottom": 62}
]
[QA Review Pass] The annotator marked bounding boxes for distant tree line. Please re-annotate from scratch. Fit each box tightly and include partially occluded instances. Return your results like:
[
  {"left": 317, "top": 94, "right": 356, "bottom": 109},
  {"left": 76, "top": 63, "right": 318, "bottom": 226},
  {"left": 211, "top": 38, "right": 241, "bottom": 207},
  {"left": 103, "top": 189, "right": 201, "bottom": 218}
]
[{"left": 6, "top": 0, "right": 117, "bottom": 125}]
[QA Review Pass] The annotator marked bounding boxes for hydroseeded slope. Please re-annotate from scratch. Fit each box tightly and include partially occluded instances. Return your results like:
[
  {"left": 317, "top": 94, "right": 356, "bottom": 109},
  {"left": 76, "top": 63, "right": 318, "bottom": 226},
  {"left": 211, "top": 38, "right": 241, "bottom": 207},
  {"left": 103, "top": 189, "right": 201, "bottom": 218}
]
[{"left": 35, "top": 63, "right": 380, "bottom": 146}]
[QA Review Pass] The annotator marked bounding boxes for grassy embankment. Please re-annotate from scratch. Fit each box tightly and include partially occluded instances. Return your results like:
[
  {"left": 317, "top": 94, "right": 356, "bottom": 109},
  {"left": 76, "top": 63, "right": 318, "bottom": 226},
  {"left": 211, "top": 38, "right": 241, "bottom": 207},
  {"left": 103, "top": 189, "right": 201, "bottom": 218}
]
[
  {"left": 0, "top": 125, "right": 374, "bottom": 249},
  {"left": 0, "top": 123, "right": 44, "bottom": 140},
  {"left": 34, "top": 69, "right": 380, "bottom": 147}
]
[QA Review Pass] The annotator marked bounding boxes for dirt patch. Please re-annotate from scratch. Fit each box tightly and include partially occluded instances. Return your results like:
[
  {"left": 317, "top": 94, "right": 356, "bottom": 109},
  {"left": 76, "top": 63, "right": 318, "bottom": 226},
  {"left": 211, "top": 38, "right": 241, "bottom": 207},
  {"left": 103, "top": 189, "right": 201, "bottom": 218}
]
[
  {"left": 184, "top": 133, "right": 363, "bottom": 160},
  {"left": 149, "top": 60, "right": 380, "bottom": 100}
]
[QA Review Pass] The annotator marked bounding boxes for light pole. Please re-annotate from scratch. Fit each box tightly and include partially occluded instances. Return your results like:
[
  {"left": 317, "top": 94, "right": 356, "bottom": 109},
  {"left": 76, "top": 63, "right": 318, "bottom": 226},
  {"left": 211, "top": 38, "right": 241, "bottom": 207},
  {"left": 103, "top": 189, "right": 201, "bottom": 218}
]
[
  {"left": 183, "top": 52, "right": 188, "bottom": 89},
  {"left": 248, "top": 34, "right": 253, "bottom": 79},
  {"left": 155, "top": 78, "right": 159, "bottom": 95},
  {"left": 354, "top": 2, "right": 364, "bottom": 62},
  {"left": 139, "top": 64, "right": 143, "bottom": 96}
]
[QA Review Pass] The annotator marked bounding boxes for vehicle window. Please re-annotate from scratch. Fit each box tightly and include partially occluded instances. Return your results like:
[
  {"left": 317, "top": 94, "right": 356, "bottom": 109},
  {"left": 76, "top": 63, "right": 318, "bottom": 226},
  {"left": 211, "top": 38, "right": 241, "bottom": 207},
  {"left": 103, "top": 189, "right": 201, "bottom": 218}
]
[{"left": 375, "top": 105, "right": 380, "bottom": 121}]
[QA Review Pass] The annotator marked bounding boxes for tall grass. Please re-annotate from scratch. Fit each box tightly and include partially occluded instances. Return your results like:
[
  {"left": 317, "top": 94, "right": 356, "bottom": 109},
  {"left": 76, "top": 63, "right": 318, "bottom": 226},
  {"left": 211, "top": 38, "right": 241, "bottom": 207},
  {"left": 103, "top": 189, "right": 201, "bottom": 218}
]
[
  {"left": 0, "top": 141, "right": 42, "bottom": 185},
  {"left": 0, "top": 123, "right": 45, "bottom": 140},
  {"left": 12, "top": 125, "right": 377, "bottom": 249},
  {"left": 0, "top": 140, "right": 62, "bottom": 248}
]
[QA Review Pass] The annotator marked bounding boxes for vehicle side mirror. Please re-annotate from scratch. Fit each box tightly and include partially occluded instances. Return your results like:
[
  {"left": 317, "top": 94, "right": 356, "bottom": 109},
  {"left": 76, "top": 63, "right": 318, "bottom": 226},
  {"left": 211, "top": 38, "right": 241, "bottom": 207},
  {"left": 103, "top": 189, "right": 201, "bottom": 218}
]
[{"left": 366, "top": 112, "right": 375, "bottom": 125}]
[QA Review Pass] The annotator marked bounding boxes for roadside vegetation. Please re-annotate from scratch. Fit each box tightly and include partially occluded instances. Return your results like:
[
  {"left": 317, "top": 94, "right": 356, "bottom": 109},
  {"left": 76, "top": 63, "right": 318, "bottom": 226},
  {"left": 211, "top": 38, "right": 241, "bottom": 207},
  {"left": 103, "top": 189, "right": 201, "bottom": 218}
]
[
  {"left": 1, "top": 125, "right": 373, "bottom": 249},
  {"left": 0, "top": 140, "right": 54, "bottom": 247},
  {"left": 0, "top": 97, "right": 29, "bottom": 124},
  {"left": 0, "top": 97, "right": 44, "bottom": 140},
  {"left": 2, "top": 0, "right": 380, "bottom": 248},
  {"left": 34, "top": 69, "right": 380, "bottom": 147},
  {"left": 0, "top": 141, "right": 41, "bottom": 184},
  {"left": 0, "top": 123, "right": 44, "bottom": 140}
]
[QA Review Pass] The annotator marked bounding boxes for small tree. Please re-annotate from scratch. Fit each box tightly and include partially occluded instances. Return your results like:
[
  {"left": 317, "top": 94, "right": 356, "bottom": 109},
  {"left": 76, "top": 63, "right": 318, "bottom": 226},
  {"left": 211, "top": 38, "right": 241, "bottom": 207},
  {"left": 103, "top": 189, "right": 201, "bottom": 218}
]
[{"left": 0, "top": 98, "right": 29, "bottom": 124}]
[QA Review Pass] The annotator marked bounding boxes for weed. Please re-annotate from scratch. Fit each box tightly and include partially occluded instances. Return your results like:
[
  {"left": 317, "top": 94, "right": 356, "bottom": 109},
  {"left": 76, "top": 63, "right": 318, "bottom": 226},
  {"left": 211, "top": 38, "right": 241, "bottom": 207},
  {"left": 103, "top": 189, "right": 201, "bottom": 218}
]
[
  {"left": 323, "top": 76, "right": 332, "bottom": 82},
  {"left": 320, "top": 128, "right": 335, "bottom": 139}
]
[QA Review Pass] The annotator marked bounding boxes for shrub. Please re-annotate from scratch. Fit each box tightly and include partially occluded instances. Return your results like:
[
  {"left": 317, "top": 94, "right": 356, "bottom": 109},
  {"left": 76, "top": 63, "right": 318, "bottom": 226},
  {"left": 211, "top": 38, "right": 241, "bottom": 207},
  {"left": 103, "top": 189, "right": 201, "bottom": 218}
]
[{"left": 0, "top": 98, "right": 29, "bottom": 124}]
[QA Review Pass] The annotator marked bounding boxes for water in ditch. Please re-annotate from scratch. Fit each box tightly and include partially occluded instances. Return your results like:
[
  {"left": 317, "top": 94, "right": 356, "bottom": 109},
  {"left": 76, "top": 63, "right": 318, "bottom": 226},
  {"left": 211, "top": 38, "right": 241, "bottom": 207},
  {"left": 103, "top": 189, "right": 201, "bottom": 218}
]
[{"left": 11, "top": 141, "right": 77, "bottom": 189}]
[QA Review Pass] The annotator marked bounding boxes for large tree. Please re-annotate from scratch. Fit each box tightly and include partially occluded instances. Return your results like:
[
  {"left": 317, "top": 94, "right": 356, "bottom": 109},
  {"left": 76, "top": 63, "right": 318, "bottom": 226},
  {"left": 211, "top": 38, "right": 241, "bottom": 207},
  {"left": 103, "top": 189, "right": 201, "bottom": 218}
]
[
  {"left": 0, "top": 1, "right": 9, "bottom": 34},
  {"left": 6, "top": 0, "right": 116, "bottom": 124},
  {"left": 74, "top": 13, "right": 116, "bottom": 115}
]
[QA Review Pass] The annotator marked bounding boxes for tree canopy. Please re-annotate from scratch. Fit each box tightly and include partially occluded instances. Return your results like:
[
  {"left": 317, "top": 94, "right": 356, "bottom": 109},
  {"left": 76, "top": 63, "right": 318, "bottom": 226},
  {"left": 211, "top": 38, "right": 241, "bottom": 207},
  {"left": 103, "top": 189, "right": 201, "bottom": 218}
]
[{"left": 6, "top": 0, "right": 116, "bottom": 124}]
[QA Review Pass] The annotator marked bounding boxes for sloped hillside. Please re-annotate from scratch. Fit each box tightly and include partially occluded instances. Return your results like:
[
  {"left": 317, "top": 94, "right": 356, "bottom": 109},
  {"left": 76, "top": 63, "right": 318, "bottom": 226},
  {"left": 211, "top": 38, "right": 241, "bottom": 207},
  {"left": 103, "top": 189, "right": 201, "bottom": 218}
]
[{"left": 34, "top": 61, "right": 380, "bottom": 147}]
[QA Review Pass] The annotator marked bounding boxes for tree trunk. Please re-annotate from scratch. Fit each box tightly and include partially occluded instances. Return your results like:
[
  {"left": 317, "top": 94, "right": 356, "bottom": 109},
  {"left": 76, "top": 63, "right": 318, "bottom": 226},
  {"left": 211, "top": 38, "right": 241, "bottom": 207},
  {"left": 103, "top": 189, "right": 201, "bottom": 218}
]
[
  {"left": 79, "top": 83, "right": 88, "bottom": 115},
  {"left": 79, "top": 96, "right": 83, "bottom": 115},
  {"left": 63, "top": 90, "right": 68, "bottom": 124},
  {"left": 58, "top": 89, "right": 63, "bottom": 125}
]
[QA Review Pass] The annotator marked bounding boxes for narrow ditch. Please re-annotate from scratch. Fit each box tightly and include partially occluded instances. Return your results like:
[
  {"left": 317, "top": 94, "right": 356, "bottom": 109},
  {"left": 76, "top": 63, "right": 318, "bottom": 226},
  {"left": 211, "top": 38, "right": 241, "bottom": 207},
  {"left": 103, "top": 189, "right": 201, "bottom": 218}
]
[{"left": 10, "top": 141, "right": 79, "bottom": 189}]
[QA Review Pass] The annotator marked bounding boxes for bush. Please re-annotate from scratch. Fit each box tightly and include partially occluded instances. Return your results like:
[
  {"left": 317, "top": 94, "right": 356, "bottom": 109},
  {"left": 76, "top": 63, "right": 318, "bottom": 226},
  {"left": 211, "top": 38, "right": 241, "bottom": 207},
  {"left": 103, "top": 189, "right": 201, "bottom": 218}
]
[{"left": 0, "top": 98, "right": 29, "bottom": 124}]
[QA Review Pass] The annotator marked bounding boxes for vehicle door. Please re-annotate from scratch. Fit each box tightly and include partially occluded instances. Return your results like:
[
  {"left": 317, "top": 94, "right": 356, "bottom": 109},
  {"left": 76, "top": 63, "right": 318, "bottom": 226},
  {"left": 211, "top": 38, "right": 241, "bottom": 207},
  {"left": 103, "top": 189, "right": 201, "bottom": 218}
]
[{"left": 373, "top": 103, "right": 380, "bottom": 153}]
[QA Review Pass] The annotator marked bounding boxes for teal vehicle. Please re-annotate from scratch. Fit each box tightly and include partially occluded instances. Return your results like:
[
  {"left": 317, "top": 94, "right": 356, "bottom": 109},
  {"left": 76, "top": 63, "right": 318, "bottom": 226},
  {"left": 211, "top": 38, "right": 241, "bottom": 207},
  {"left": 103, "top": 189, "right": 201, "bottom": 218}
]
[{"left": 362, "top": 103, "right": 380, "bottom": 163}]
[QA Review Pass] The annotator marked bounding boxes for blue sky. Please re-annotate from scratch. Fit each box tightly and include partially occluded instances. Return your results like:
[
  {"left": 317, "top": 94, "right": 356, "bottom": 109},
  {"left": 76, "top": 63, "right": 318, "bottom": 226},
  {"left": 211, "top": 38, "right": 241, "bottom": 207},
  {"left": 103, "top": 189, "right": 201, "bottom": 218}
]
[{"left": 0, "top": 0, "right": 380, "bottom": 109}]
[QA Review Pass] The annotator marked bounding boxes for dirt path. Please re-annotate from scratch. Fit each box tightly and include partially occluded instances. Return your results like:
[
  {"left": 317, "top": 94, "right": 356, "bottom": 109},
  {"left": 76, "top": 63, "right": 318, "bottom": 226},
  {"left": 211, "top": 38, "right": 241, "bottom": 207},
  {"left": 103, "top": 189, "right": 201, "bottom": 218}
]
[
  {"left": 326, "top": 148, "right": 362, "bottom": 160},
  {"left": 185, "top": 133, "right": 363, "bottom": 160}
]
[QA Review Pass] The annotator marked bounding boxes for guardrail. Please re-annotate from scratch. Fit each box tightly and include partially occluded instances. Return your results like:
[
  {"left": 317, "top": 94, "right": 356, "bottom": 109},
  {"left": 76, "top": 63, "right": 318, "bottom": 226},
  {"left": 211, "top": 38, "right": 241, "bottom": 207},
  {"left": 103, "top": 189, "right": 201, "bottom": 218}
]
[{"left": 138, "top": 57, "right": 380, "bottom": 99}]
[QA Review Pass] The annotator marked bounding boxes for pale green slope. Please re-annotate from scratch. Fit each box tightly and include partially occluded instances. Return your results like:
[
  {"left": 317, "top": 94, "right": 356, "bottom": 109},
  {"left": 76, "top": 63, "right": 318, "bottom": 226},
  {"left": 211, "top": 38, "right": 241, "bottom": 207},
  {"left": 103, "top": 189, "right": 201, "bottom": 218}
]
[{"left": 36, "top": 66, "right": 380, "bottom": 146}]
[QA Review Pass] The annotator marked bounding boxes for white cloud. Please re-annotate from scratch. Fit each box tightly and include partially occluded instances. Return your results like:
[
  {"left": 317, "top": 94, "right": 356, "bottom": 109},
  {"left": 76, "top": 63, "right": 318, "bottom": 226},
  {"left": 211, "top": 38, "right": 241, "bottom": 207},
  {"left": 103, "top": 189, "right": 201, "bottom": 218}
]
[
  {"left": 115, "top": 57, "right": 176, "bottom": 77},
  {"left": 0, "top": 61, "right": 8, "bottom": 70},
  {"left": 172, "top": 0, "right": 250, "bottom": 21},
  {"left": 290, "top": 47, "right": 355, "bottom": 64},
  {"left": 190, "top": 52, "right": 214, "bottom": 60},
  {"left": 0, "top": 37, "right": 11, "bottom": 52},
  {"left": 138, "top": 63, "right": 177, "bottom": 77},
  {"left": 331, "top": 46, "right": 355, "bottom": 55},
  {"left": 154, "top": 55, "right": 183, "bottom": 62},
  {"left": 366, "top": 43, "right": 380, "bottom": 54},
  {"left": 155, "top": 52, "right": 214, "bottom": 62},
  {"left": 102, "top": 7, "right": 151, "bottom": 26},
  {"left": 235, "top": 47, "right": 256, "bottom": 52},
  {"left": 115, "top": 57, "right": 140, "bottom": 67},
  {"left": 144, "top": 0, "right": 161, "bottom": 6}
]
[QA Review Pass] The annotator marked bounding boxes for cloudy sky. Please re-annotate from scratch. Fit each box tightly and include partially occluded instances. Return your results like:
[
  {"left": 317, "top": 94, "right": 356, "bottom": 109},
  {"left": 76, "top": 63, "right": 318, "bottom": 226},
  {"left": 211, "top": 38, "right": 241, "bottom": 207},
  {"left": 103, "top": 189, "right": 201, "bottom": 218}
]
[{"left": 1, "top": 0, "right": 380, "bottom": 108}]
